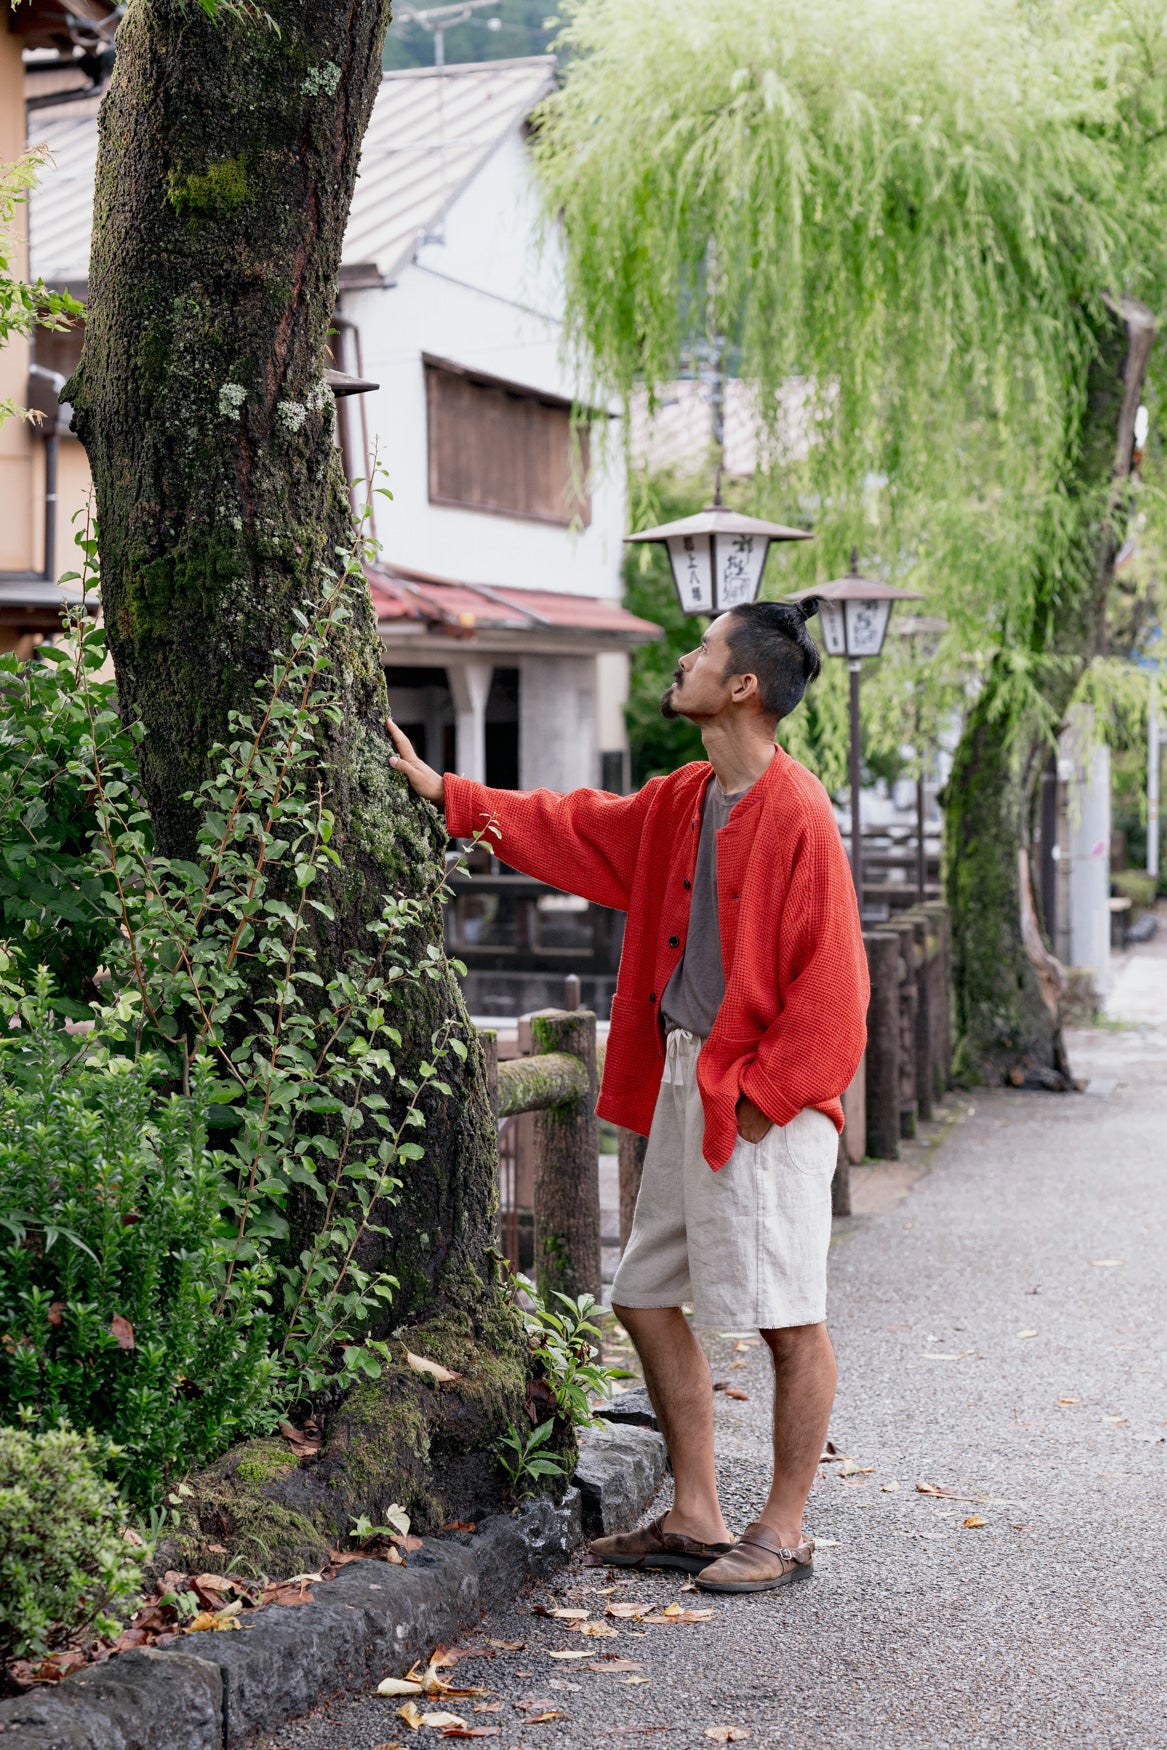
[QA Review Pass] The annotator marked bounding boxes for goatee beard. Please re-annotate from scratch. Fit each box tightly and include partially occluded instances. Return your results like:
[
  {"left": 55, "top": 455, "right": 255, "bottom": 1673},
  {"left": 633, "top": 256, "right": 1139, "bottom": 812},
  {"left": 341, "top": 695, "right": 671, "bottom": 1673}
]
[{"left": 659, "top": 683, "right": 680, "bottom": 721}]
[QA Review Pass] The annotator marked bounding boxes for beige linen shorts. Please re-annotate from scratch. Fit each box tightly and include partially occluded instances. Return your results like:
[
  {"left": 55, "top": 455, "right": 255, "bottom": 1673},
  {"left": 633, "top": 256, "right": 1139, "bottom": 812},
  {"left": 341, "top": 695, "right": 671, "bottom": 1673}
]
[{"left": 609, "top": 1028, "right": 837, "bottom": 1330}]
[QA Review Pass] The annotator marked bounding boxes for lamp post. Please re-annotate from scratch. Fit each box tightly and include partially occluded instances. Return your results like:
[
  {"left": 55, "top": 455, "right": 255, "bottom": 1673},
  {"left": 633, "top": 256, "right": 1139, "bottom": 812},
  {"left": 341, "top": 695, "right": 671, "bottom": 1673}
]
[
  {"left": 788, "top": 551, "right": 921, "bottom": 910},
  {"left": 625, "top": 506, "right": 812, "bottom": 617}
]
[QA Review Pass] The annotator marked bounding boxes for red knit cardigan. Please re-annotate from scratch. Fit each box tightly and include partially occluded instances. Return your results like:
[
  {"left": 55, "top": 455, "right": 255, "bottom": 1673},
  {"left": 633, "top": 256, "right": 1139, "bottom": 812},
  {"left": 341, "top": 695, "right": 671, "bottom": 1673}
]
[{"left": 444, "top": 747, "right": 869, "bottom": 1171}]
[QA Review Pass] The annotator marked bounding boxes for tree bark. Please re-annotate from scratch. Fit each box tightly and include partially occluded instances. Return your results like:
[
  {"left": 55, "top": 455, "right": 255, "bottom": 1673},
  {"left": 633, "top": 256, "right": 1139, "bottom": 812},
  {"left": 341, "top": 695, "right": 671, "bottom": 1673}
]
[
  {"left": 67, "top": 0, "right": 523, "bottom": 1488},
  {"left": 945, "top": 298, "right": 1153, "bottom": 1083}
]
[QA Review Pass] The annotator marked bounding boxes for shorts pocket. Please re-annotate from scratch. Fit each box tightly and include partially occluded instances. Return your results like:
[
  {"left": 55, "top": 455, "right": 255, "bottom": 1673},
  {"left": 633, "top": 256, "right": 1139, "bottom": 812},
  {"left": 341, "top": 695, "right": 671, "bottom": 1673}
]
[{"left": 782, "top": 1108, "right": 838, "bottom": 1175}]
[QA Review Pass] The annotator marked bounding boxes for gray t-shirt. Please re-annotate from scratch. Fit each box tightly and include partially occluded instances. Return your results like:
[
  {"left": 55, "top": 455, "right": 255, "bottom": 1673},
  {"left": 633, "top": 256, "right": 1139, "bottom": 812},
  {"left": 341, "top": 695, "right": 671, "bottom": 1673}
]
[{"left": 660, "top": 774, "right": 754, "bottom": 1039}]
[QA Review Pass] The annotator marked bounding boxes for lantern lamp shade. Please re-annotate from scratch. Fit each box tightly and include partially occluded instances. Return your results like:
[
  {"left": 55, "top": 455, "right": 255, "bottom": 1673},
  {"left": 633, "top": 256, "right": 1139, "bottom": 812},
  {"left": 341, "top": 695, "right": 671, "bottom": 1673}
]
[
  {"left": 788, "top": 554, "right": 922, "bottom": 661},
  {"left": 625, "top": 508, "right": 811, "bottom": 617}
]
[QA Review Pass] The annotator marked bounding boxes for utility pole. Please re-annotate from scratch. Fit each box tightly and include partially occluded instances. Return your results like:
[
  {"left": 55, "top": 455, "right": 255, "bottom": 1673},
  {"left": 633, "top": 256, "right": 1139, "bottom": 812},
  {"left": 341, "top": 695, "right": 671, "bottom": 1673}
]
[{"left": 394, "top": 0, "right": 501, "bottom": 67}]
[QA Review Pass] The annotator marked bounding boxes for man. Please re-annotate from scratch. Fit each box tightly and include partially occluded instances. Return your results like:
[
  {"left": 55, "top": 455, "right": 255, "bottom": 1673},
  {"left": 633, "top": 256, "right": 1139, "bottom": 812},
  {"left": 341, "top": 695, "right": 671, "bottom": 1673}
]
[{"left": 387, "top": 599, "right": 868, "bottom": 1594}]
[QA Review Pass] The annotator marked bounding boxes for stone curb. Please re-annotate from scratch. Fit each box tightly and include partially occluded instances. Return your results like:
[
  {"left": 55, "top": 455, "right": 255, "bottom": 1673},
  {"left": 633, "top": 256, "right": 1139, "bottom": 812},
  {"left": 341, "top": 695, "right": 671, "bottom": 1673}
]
[{"left": 0, "top": 1425, "right": 667, "bottom": 1750}]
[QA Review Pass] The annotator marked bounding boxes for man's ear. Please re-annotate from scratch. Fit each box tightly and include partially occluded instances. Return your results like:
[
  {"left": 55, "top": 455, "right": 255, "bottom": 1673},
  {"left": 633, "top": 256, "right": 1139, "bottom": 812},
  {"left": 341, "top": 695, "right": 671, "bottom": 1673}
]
[{"left": 732, "top": 671, "right": 760, "bottom": 704}]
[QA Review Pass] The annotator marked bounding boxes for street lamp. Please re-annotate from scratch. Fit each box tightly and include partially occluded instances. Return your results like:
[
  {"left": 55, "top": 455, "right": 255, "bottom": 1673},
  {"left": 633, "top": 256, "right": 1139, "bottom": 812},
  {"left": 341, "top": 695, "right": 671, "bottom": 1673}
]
[
  {"left": 788, "top": 550, "right": 922, "bottom": 910},
  {"left": 624, "top": 506, "right": 812, "bottom": 617}
]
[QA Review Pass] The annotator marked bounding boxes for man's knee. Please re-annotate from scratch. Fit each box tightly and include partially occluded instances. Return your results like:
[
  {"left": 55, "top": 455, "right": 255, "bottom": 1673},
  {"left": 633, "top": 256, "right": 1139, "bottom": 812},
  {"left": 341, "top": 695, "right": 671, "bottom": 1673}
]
[{"left": 759, "top": 1320, "right": 830, "bottom": 1360}]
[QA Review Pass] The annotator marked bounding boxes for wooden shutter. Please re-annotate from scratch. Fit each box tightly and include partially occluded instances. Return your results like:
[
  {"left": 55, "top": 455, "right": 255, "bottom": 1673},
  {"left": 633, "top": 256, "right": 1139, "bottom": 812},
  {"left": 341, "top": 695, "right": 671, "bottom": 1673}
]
[{"left": 425, "top": 362, "right": 591, "bottom": 527}]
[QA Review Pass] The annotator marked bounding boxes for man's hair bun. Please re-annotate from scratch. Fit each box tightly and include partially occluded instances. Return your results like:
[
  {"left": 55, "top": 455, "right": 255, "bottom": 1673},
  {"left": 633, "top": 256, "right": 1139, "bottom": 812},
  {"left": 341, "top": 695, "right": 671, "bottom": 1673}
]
[{"left": 794, "top": 595, "right": 820, "bottom": 624}]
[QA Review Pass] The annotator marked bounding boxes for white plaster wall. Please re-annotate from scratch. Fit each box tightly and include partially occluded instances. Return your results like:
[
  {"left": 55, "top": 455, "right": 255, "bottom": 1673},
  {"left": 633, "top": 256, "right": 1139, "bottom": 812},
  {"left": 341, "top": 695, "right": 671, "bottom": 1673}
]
[
  {"left": 519, "top": 655, "right": 596, "bottom": 793},
  {"left": 343, "top": 131, "right": 626, "bottom": 600}
]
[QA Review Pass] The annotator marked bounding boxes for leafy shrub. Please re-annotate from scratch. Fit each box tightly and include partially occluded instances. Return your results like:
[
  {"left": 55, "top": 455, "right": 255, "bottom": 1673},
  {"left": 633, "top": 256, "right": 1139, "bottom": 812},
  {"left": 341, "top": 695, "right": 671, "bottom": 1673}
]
[
  {"left": 516, "top": 1274, "right": 633, "bottom": 1428},
  {"left": 0, "top": 1423, "right": 144, "bottom": 1660},
  {"left": 1112, "top": 867, "right": 1157, "bottom": 918},
  {"left": 0, "top": 546, "right": 135, "bottom": 1013},
  {"left": 0, "top": 967, "right": 277, "bottom": 1508},
  {"left": 0, "top": 535, "right": 476, "bottom": 1510}
]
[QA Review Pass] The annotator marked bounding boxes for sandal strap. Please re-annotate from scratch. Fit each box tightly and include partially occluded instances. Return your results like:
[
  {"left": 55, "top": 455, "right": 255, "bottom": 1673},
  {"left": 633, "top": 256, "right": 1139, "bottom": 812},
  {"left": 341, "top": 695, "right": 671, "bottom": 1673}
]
[{"left": 736, "top": 1520, "right": 813, "bottom": 1562}]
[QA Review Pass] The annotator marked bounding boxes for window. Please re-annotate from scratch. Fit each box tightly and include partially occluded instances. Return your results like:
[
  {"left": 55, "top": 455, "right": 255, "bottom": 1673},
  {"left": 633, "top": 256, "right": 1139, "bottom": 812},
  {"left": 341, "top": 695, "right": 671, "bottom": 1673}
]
[{"left": 425, "top": 358, "right": 591, "bottom": 527}]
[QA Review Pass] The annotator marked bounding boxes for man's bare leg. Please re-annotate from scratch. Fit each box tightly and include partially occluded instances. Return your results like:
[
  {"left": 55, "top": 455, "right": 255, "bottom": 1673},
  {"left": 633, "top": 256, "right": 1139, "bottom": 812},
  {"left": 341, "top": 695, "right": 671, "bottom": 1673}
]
[
  {"left": 612, "top": 1303, "right": 732, "bottom": 1545},
  {"left": 756, "top": 1321, "right": 836, "bottom": 1547}
]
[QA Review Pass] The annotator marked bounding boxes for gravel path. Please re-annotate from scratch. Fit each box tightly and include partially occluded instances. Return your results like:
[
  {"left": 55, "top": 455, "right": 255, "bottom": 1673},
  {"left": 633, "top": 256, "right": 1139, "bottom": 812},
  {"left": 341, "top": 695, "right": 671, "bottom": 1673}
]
[{"left": 258, "top": 932, "right": 1167, "bottom": 1750}]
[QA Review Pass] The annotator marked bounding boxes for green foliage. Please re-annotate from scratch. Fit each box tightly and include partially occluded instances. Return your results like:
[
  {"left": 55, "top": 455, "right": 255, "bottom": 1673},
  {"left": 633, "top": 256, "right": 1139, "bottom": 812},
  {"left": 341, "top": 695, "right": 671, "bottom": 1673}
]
[
  {"left": 538, "top": 0, "right": 1167, "bottom": 791},
  {"left": 0, "top": 1423, "right": 144, "bottom": 1660},
  {"left": 0, "top": 528, "right": 480, "bottom": 1508},
  {"left": 0, "top": 541, "right": 137, "bottom": 1011},
  {"left": 516, "top": 1272, "right": 632, "bottom": 1429},
  {"left": 0, "top": 966, "right": 277, "bottom": 1509},
  {"left": 0, "top": 152, "right": 84, "bottom": 426},
  {"left": 493, "top": 1418, "right": 568, "bottom": 1500}
]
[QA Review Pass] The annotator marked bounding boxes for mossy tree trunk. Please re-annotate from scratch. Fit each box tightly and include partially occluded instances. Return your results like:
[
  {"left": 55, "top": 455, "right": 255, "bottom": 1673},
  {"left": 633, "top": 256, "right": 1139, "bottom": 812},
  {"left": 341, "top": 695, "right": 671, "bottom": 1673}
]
[
  {"left": 68, "top": 1, "right": 519, "bottom": 1392},
  {"left": 945, "top": 298, "right": 1154, "bottom": 1083}
]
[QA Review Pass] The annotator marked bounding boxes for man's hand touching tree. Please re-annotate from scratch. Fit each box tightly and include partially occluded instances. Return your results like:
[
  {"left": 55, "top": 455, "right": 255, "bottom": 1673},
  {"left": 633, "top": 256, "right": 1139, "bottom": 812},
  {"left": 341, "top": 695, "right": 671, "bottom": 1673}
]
[{"left": 386, "top": 718, "right": 445, "bottom": 805}]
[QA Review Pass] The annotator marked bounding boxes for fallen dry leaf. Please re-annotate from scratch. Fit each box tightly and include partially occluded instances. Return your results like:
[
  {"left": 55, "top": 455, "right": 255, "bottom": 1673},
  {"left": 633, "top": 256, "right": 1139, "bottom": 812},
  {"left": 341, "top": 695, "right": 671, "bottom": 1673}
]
[
  {"left": 918, "top": 1350, "right": 975, "bottom": 1362},
  {"left": 880, "top": 1481, "right": 900, "bottom": 1493},
  {"left": 1057, "top": 1398, "right": 1080, "bottom": 1407},
  {"left": 571, "top": 1622, "right": 618, "bottom": 1638},
  {"left": 405, "top": 1349, "right": 462, "bottom": 1383},
  {"left": 730, "top": 1360, "right": 747, "bottom": 1370},
  {"left": 485, "top": 1639, "right": 524, "bottom": 1651},
  {"left": 442, "top": 1521, "right": 477, "bottom": 1533},
  {"left": 398, "top": 1700, "right": 425, "bottom": 1730},
  {"left": 277, "top": 1417, "right": 323, "bottom": 1459},
  {"left": 963, "top": 1516, "right": 986, "bottom": 1529},
  {"left": 418, "top": 1713, "right": 469, "bottom": 1730},
  {"left": 641, "top": 1604, "right": 714, "bottom": 1625},
  {"left": 606, "top": 1602, "right": 652, "bottom": 1619},
  {"left": 109, "top": 1313, "right": 135, "bottom": 1351},
  {"left": 915, "top": 1482, "right": 950, "bottom": 1498},
  {"left": 1089, "top": 1259, "right": 1124, "bottom": 1268},
  {"left": 584, "top": 1658, "right": 645, "bottom": 1673},
  {"left": 546, "top": 1649, "right": 590, "bottom": 1660},
  {"left": 722, "top": 1389, "right": 749, "bottom": 1402},
  {"left": 838, "top": 1459, "right": 873, "bottom": 1478},
  {"left": 704, "top": 1731, "right": 751, "bottom": 1743},
  {"left": 378, "top": 1678, "right": 426, "bottom": 1698},
  {"left": 1015, "top": 1330, "right": 1039, "bottom": 1340},
  {"left": 535, "top": 1605, "right": 589, "bottom": 1620},
  {"left": 622, "top": 1675, "right": 652, "bottom": 1685},
  {"left": 438, "top": 1730, "right": 500, "bottom": 1740},
  {"left": 524, "top": 1712, "right": 564, "bottom": 1724},
  {"left": 473, "top": 1702, "right": 504, "bottom": 1713},
  {"left": 373, "top": 1742, "right": 406, "bottom": 1750}
]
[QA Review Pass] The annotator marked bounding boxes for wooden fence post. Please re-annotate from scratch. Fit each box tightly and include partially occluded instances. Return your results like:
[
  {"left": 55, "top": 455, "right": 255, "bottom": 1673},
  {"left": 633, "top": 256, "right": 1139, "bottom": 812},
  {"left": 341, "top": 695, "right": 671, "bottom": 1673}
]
[
  {"left": 901, "top": 911, "right": 932, "bottom": 1123},
  {"left": 864, "top": 930, "right": 901, "bottom": 1160},
  {"left": 530, "top": 1009, "right": 601, "bottom": 1303},
  {"left": 618, "top": 1128, "right": 647, "bottom": 1251},
  {"left": 886, "top": 916, "right": 919, "bottom": 1138}
]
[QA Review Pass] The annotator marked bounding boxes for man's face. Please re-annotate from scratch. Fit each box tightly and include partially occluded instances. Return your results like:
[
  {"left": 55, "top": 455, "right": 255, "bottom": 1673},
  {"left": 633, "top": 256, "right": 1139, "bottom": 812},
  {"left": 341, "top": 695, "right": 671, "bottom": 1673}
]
[{"left": 660, "top": 614, "right": 745, "bottom": 722}]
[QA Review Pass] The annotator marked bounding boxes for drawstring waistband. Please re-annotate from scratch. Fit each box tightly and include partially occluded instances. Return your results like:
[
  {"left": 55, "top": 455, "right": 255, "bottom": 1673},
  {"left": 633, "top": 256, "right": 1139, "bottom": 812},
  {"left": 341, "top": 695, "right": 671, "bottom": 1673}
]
[{"left": 662, "top": 1026, "right": 703, "bottom": 1085}]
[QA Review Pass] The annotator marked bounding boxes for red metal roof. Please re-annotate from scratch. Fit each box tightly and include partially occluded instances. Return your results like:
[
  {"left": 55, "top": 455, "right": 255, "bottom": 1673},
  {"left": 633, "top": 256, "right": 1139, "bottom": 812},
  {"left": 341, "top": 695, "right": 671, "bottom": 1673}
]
[{"left": 367, "top": 565, "right": 661, "bottom": 642}]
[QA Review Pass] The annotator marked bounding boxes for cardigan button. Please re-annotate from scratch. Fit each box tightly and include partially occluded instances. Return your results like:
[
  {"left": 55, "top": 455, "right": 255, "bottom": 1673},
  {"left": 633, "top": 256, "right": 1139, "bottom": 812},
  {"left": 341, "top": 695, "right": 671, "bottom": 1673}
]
[
  {"left": 668, "top": 934, "right": 680, "bottom": 947},
  {"left": 649, "top": 992, "right": 656, "bottom": 1003},
  {"left": 683, "top": 878, "right": 691, "bottom": 890}
]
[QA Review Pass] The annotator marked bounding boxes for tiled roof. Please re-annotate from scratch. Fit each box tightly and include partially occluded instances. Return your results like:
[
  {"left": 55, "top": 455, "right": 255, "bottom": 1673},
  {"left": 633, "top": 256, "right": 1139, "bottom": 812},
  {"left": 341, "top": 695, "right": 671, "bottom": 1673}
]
[
  {"left": 368, "top": 565, "right": 661, "bottom": 644},
  {"left": 26, "top": 58, "right": 556, "bottom": 288}
]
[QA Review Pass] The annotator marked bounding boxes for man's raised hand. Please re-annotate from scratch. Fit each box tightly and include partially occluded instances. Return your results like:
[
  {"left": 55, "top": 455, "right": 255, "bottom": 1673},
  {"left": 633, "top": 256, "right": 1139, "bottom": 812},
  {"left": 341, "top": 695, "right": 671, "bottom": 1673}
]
[{"left": 386, "top": 717, "right": 445, "bottom": 805}]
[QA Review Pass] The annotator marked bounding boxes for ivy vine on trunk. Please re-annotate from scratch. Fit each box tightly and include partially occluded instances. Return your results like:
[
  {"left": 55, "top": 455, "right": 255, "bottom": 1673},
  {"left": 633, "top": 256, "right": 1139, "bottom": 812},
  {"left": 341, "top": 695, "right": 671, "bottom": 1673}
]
[{"left": 66, "top": 0, "right": 528, "bottom": 1527}]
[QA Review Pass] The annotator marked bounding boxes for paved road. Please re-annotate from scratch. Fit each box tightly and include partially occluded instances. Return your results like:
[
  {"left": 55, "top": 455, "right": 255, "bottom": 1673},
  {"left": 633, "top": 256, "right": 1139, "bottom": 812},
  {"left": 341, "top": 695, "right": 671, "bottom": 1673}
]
[{"left": 259, "top": 931, "right": 1167, "bottom": 1750}]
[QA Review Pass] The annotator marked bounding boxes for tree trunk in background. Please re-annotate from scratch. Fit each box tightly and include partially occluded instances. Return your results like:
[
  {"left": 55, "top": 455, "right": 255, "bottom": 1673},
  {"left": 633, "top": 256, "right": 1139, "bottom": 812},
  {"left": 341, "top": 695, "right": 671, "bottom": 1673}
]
[
  {"left": 67, "top": 0, "right": 526, "bottom": 1544},
  {"left": 946, "top": 298, "right": 1154, "bottom": 1084}
]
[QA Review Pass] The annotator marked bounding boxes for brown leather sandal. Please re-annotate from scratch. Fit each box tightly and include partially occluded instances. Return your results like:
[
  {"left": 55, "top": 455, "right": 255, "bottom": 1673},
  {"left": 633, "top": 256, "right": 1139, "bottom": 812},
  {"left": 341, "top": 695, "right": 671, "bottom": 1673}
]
[
  {"left": 589, "top": 1512, "right": 734, "bottom": 1573},
  {"left": 694, "top": 1521, "right": 815, "bottom": 1593}
]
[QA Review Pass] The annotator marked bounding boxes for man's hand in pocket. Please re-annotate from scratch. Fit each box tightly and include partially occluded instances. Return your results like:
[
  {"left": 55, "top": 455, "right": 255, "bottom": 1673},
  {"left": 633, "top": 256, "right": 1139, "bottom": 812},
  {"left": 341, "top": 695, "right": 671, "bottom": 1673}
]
[{"left": 735, "top": 1094, "right": 773, "bottom": 1144}]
